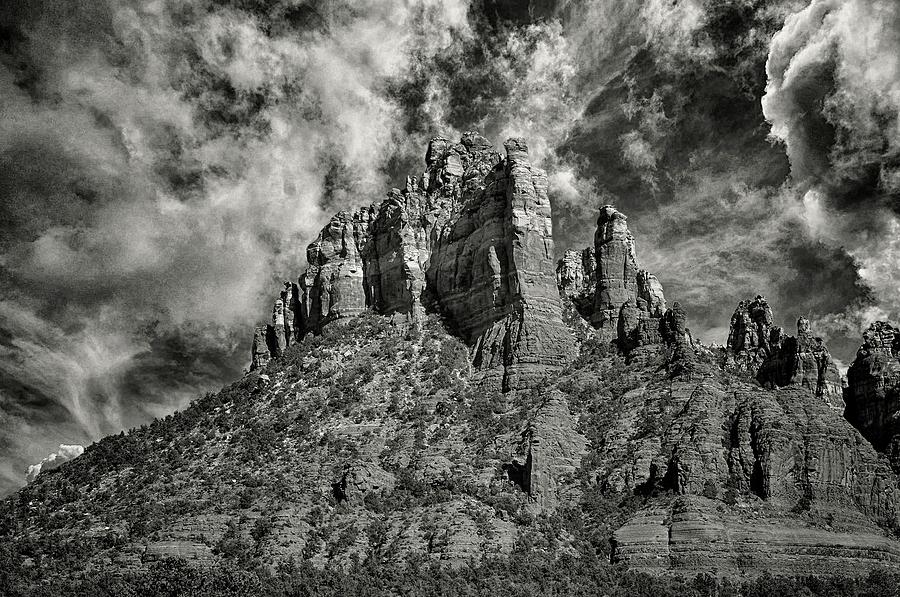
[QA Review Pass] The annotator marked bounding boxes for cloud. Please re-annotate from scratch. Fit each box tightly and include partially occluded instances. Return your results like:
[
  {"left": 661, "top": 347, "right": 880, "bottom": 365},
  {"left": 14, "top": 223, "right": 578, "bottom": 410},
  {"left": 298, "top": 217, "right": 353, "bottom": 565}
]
[
  {"left": 762, "top": 0, "right": 900, "bottom": 346},
  {"left": 0, "top": 0, "right": 471, "bottom": 494},
  {"left": 763, "top": 0, "right": 900, "bottom": 198},
  {"left": 26, "top": 444, "right": 85, "bottom": 483}
]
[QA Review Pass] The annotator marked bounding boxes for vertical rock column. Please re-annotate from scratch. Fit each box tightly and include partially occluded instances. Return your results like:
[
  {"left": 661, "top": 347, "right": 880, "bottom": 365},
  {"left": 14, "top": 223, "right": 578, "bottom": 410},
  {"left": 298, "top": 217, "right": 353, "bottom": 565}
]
[
  {"left": 298, "top": 210, "right": 372, "bottom": 335},
  {"left": 497, "top": 138, "right": 576, "bottom": 389},
  {"left": 586, "top": 205, "right": 667, "bottom": 351},
  {"left": 592, "top": 206, "right": 638, "bottom": 331},
  {"left": 250, "top": 326, "right": 270, "bottom": 371}
]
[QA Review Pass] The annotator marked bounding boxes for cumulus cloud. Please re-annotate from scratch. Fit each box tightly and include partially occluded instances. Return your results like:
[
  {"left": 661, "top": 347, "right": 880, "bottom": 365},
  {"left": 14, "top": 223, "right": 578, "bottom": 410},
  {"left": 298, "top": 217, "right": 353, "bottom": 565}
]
[
  {"left": 26, "top": 444, "right": 84, "bottom": 483},
  {"left": 762, "top": 0, "right": 900, "bottom": 347}
]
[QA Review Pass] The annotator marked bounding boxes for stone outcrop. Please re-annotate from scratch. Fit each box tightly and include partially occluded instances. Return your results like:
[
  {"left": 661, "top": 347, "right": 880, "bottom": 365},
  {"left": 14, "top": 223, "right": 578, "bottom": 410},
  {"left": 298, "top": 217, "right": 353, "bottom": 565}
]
[
  {"left": 592, "top": 206, "right": 667, "bottom": 349},
  {"left": 724, "top": 295, "right": 776, "bottom": 373},
  {"left": 844, "top": 322, "right": 900, "bottom": 470},
  {"left": 425, "top": 137, "right": 575, "bottom": 390},
  {"left": 249, "top": 288, "right": 298, "bottom": 371},
  {"left": 724, "top": 297, "right": 842, "bottom": 405},
  {"left": 756, "top": 316, "right": 843, "bottom": 406},
  {"left": 252, "top": 134, "right": 575, "bottom": 391},
  {"left": 593, "top": 366, "right": 900, "bottom": 576},
  {"left": 556, "top": 205, "right": 677, "bottom": 354},
  {"left": 507, "top": 391, "right": 587, "bottom": 510},
  {"left": 298, "top": 211, "right": 372, "bottom": 334},
  {"left": 556, "top": 247, "right": 596, "bottom": 320},
  {"left": 331, "top": 462, "right": 396, "bottom": 505},
  {"left": 250, "top": 325, "right": 270, "bottom": 371}
]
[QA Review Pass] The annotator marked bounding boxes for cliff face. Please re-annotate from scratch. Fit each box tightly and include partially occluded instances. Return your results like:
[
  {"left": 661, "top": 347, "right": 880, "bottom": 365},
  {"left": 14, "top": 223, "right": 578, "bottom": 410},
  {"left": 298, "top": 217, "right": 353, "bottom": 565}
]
[
  {"left": 845, "top": 322, "right": 900, "bottom": 470},
  {"left": 602, "top": 368, "right": 900, "bottom": 576},
  {"left": 256, "top": 134, "right": 574, "bottom": 391}
]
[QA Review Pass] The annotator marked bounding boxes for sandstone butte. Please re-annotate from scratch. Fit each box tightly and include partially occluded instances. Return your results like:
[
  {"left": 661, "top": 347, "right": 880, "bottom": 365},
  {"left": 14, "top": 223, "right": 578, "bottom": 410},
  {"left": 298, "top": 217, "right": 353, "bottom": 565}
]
[{"left": 7, "top": 133, "right": 900, "bottom": 586}]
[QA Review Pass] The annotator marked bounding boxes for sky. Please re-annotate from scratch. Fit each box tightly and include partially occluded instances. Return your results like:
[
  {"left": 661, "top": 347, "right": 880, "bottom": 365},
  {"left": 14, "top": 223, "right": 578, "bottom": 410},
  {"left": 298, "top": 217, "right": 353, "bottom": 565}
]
[{"left": 1, "top": 0, "right": 898, "bottom": 494}]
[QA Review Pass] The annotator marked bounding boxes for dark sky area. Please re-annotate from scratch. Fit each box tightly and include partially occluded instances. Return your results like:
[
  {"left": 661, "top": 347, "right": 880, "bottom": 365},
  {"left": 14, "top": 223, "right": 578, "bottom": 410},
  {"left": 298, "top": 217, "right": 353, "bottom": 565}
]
[{"left": 1, "top": 0, "right": 899, "bottom": 493}]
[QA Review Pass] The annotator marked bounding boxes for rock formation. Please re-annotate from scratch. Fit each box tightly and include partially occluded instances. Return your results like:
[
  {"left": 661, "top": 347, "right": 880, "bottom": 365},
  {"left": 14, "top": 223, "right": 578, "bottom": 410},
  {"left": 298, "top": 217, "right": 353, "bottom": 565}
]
[
  {"left": 724, "top": 295, "right": 776, "bottom": 373},
  {"left": 556, "top": 205, "right": 674, "bottom": 354},
  {"left": 507, "top": 391, "right": 587, "bottom": 509},
  {"left": 298, "top": 210, "right": 372, "bottom": 334},
  {"left": 556, "top": 246, "right": 596, "bottom": 318},
  {"left": 844, "top": 322, "right": 900, "bottom": 469},
  {"left": 592, "top": 206, "right": 667, "bottom": 350},
  {"left": 250, "top": 325, "right": 270, "bottom": 371},
  {"left": 253, "top": 133, "right": 575, "bottom": 391},
  {"left": 16, "top": 154, "right": 900, "bottom": 585},
  {"left": 724, "top": 298, "right": 842, "bottom": 405},
  {"left": 599, "top": 370, "right": 900, "bottom": 576}
]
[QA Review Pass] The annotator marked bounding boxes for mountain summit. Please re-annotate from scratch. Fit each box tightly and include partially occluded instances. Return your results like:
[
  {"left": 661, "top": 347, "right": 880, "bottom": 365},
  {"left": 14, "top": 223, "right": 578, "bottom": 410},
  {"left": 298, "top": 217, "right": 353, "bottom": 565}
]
[{"left": 5, "top": 135, "right": 900, "bottom": 594}]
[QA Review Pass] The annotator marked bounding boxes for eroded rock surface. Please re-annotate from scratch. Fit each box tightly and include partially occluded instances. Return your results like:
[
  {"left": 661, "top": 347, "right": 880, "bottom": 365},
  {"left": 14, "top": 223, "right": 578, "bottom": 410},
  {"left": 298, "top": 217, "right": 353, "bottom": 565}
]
[
  {"left": 253, "top": 134, "right": 575, "bottom": 390},
  {"left": 613, "top": 496, "right": 900, "bottom": 577},
  {"left": 845, "top": 322, "right": 900, "bottom": 470},
  {"left": 509, "top": 391, "right": 587, "bottom": 509},
  {"left": 555, "top": 206, "right": 674, "bottom": 353},
  {"left": 724, "top": 295, "right": 776, "bottom": 373},
  {"left": 724, "top": 297, "right": 842, "bottom": 405},
  {"left": 586, "top": 360, "right": 900, "bottom": 575}
]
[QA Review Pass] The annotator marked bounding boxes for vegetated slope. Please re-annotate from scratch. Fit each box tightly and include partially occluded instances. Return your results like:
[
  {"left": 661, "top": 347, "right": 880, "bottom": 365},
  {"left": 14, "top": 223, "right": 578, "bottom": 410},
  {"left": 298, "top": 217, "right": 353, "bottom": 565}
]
[{"left": 4, "top": 310, "right": 900, "bottom": 594}]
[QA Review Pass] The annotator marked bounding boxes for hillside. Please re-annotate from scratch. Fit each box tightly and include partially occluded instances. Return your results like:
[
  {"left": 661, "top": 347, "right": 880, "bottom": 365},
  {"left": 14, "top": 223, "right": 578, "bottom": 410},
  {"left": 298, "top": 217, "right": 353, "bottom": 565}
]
[{"left": 4, "top": 135, "right": 900, "bottom": 596}]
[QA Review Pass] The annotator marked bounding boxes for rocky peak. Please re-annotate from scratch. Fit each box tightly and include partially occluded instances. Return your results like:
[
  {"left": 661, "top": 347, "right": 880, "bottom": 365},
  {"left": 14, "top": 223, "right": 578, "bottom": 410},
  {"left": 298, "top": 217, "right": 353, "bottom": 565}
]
[
  {"left": 725, "top": 298, "right": 842, "bottom": 405},
  {"left": 251, "top": 134, "right": 575, "bottom": 390},
  {"left": 724, "top": 295, "right": 776, "bottom": 372},
  {"left": 844, "top": 321, "right": 900, "bottom": 469},
  {"left": 556, "top": 205, "right": 672, "bottom": 354},
  {"left": 859, "top": 321, "right": 900, "bottom": 358}
]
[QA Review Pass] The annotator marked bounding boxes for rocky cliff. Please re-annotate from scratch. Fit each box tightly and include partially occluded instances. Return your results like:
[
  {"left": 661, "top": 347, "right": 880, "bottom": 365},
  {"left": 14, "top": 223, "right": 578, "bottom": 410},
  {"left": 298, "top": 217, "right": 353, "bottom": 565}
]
[
  {"left": 556, "top": 205, "right": 672, "bottom": 353},
  {"left": 845, "top": 322, "right": 900, "bottom": 471},
  {"left": 257, "top": 134, "right": 574, "bottom": 391}
]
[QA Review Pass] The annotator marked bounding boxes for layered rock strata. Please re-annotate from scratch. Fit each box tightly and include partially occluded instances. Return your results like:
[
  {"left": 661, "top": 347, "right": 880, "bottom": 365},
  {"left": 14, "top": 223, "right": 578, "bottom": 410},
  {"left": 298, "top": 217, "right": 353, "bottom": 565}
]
[
  {"left": 253, "top": 134, "right": 575, "bottom": 390},
  {"left": 844, "top": 322, "right": 900, "bottom": 469},
  {"left": 595, "top": 369, "right": 900, "bottom": 575},
  {"left": 724, "top": 298, "right": 842, "bottom": 405},
  {"left": 613, "top": 497, "right": 900, "bottom": 577}
]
